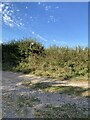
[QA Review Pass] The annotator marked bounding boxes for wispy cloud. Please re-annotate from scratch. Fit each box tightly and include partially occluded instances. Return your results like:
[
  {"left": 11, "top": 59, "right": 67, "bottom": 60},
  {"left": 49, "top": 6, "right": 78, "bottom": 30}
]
[
  {"left": 31, "top": 30, "right": 48, "bottom": 42},
  {"left": 53, "top": 39, "right": 67, "bottom": 46},
  {"left": 49, "top": 15, "right": 57, "bottom": 23},
  {"left": 36, "top": 34, "right": 48, "bottom": 42},
  {"left": 0, "top": 3, "right": 4, "bottom": 13},
  {"left": 1, "top": 3, "right": 24, "bottom": 28},
  {"left": 55, "top": 6, "right": 59, "bottom": 9},
  {"left": 45, "top": 5, "right": 51, "bottom": 11},
  {"left": 38, "top": 2, "right": 41, "bottom": 5},
  {"left": 1, "top": 2, "right": 48, "bottom": 43}
]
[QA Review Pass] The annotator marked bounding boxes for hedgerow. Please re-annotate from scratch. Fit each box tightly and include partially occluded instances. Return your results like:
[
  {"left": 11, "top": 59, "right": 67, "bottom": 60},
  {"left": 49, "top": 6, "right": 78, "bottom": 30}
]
[{"left": 2, "top": 38, "right": 88, "bottom": 79}]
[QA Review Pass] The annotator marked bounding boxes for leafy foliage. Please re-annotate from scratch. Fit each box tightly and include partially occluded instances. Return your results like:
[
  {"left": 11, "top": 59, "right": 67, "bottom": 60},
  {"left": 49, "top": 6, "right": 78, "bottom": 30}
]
[{"left": 2, "top": 38, "right": 88, "bottom": 79}]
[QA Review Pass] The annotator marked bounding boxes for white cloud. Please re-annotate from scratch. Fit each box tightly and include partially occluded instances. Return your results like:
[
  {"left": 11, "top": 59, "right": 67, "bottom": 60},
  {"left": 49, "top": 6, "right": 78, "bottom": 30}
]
[
  {"left": 2, "top": 3, "right": 24, "bottom": 28},
  {"left": 32, "top": 31, "right": 35, "bottom": 34},
  {"left": 56, "top": 6, "right": 59, "bottom": 9},
  {"left": 26, "top": 6, "right": 28, "bottom": 9},
  {"left": 3, "top": 13, "right": 14, "bottom": 27},
  {"left": 0, "top": 3, "right": 5, "bottom": 13},
  {"left": 45, "top": 5, "right": 51, "bottom": 11},
  {"left": 30, "top": 16, "right": 32, "bottom": 19},
  {"left": 0, "top": 4, "right": 4, "bottom": 8},
  {"left": 38, "top": 2, "right": 41, "bottom": 5},
  {"left": 53, "top": 40, "right": 56, "bottom": 42},
  {"left": 47, "top": 20, "right": 50, "bottom": 23},
  {"left": 0, "top": 8, "right": 2, "bottom": 13},
  {"left": 49, "top": 15, "right": 57, "bottom": 23},
  {"left": 30, "top": 16, "right": 33, "bottom": 22},
  {"left": 16, "top": 9, "right": 20, "bottom": 12},
  {"left": 5, "top": 6, "right": 9, "bottom": 10},
  {"left": 0, "top": 3, "right": 4, "bottom": 11},
  {"left": 36, "top": 34, "right": 47, "bottom": 42},
  {"left": 20, "top": 22, "right": 23, "bottom": 25},
  {"left": 31, "top": 30, "right": 47, "bottom": 42},
  {"left": 53, "top": 39, "right": 67, "bottom": 45}
]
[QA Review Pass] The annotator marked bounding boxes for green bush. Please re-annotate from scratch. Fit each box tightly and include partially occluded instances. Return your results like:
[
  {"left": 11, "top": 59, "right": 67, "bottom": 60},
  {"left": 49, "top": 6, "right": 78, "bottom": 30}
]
[{"left": 2, "top": 38, "right": 88, "bottom": 79}]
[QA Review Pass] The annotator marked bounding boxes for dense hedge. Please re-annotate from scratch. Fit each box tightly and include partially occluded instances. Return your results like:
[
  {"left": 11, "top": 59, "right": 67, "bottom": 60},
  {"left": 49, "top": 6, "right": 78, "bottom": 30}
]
[
  {"left": 2, "top": 39, "right": 44, "bottom": 69},
  {"left": 2, "top": 38, "right": 88, "bottom": 79}
]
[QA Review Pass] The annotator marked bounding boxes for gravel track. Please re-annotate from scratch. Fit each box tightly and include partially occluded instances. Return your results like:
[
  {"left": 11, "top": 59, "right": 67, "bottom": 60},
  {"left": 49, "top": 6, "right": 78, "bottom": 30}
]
[{"left": 1, "top": 71, "right": 89, "bottom": 118}]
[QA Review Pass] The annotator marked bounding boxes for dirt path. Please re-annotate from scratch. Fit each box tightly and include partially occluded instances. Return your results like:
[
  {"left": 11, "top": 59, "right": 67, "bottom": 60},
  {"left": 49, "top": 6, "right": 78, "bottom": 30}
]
[{"left": 2, "top": 71, "right": 89, "bottom": 118}]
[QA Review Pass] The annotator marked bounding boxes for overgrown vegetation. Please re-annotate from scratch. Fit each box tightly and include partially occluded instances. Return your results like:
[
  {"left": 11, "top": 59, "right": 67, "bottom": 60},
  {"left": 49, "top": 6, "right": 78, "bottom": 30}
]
[{"left": 2, "top": 38, "right": 88, "bottom": 79}]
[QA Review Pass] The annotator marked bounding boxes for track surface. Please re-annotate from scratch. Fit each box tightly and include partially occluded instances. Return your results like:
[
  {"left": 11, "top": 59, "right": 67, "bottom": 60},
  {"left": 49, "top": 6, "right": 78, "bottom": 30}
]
[{"left": 2, "top": 71, "right": 89, "bottom": 118}]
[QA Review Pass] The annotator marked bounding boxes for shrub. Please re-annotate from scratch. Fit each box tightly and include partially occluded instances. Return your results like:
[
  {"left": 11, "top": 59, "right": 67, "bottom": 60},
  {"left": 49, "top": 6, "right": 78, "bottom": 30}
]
[{"left": 2, "top": 38, "right": 88, "bottom": 79}]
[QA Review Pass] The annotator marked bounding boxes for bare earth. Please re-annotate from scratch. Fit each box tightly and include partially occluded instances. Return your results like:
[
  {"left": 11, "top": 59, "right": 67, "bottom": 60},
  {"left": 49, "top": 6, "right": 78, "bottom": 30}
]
[{"left": 1, "top": 71, "right": 89, "bottom": 118}]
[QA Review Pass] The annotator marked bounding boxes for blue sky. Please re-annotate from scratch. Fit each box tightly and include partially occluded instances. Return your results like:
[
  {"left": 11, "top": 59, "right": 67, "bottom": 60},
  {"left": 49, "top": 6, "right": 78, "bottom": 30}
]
[{"left": 1, "top": 2, "right": 88, "bottom": 48}]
